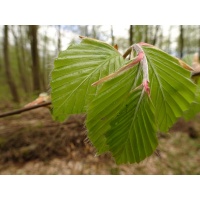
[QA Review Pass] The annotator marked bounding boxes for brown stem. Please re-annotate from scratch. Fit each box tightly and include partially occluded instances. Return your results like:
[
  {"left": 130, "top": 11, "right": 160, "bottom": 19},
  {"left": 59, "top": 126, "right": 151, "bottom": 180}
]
[
  {"left": 0, "top": 101, "right": 52, "bottom": 118},
  {"left": 192, "top": 70, "right": 200, "bottom": 77},
  {"left": 122, "top": 45, "right": 133, "bottom": 59}
]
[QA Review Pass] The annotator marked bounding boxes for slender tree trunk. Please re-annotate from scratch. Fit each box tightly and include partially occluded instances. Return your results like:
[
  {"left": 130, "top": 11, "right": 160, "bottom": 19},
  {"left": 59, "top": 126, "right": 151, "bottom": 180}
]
[
  {"left": 19, "top": 27, "right": 28, "bottom": 69},
  {"left": 167, "top": 26, "right": 172, "bottom": 54},
  {"left": 3, "top": 25, "right": 20, "bottom": 102},
  {"left": 135, "top": 25, "right": 142, "bottom": 43},
  {"left": 111, "top": 25, "right": 115, "bottom": 46},
  {"left": 11, "top": 26, "right": 29, "bottom": 93},
  {"left": 185, "top": 25, "right": 191, "bottom": 54},
  {"left": 152, "top": 25, "right": 160, "bottom": 45},
  {"left": 42, "top": 26, "right": 51, "bottom": 91},
  {"left": 0, "top": 51, "right": 2, "bottom": 72},
  {"left": 0, "top": 36, "right": 2, "bottom": 72},
  {"left": 41, "top": 26, "right": 48, "bottom": 91},
  {"left": 158, "top": 26, "right": 163, "bottom": 49},
  {"left": 85, "top": 25, "right": 88, "bottom": 37},
  {"left": 19, "top": 25, "right": 31, "bottom": 93},
  {"left": 179, "top": 25, "right": 184, "bottom": 58},
  {"left": 198, "top": 25, "right": 200, "bottom": 61},
  {"left": 147, "top": 25, "right": 153, "bottom": 44},
  {"left": 29, "top": 25, "right": 41, "bottom": 92},
  {"left": 57, "top": 25, "right": 61, "bottom": 53},
  {"left": 129, "top": 25, "right": 133, "bottom": 46},
  {"left": 144, "top": 25, "right": 148, "bottom": 43},
  {"left": 92, "top": 25, "right": 96, "bottom": 38}
]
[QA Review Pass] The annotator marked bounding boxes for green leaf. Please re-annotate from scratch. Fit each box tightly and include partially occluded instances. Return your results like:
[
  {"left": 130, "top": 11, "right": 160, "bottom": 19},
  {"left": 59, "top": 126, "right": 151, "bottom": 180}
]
[
  {"left": 106, "top": 89, "right": 158, "bottom": 164},
  {"left": 87, "top": 64, "right": 158, "bottom": 164},
  {"left": 176, "top": 53, "right": 200, "bottom": 120},
  {"left": 86, "top": 65, "right": 141, "bottom": 154},
  {"left": 51, "top": 38, "right": 124, "bottom": 121},
  {"left": 183, "top": 78, "right": 200, "bottom": 120},
  {"left": 86, "top": 44, "right": 196, "bottom": 164},
  {"left": 142, "top": 46, "right": 196, "bottom": 132},
  {"left": 51, "top": 36, "right": 197, "bottom": 164}
]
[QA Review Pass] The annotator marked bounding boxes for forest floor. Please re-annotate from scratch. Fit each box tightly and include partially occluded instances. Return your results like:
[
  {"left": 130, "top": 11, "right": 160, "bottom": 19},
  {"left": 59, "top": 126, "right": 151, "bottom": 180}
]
[{"left": 0, "top": 102, "right": 200, "bottom": 175}]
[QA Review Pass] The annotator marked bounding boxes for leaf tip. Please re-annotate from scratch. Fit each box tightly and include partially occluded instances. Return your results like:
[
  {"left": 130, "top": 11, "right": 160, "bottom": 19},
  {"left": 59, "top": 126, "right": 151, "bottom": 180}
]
[{"left": 178, "top": 58, "right": 194, "bottom": 71}]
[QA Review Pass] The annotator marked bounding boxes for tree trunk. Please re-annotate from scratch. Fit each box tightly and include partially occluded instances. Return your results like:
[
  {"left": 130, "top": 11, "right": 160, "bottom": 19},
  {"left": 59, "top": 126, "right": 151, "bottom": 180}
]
[
  {"left": 41, "top": 26, "right": 48, "bottom": 91},
  {"left": 84, "top": 25, "right": 88, "bottom": 37},
  {"left": 158, "top": 26, "right": 163, "bottom": 49},
  {"left": 3, "top": 25, "right": 20, "bottom": 103},
  {"left": 92, "top": 25, "right": 96, "bottom": 38},
  {"left": 19, "top": 25, "right": 31, "bottom": 92},
  {"left": 179, "top": 25, "right": 184, "bottom": 58},
  {"left": 152, "top": 25, "right": 160, "bottom": 45},
  {"left": 111, "top": 25, "right": 115, "bottom": 46},
  {"left": 11, "top": 26, "right": 29, "bottom": 93},
  {"left": 129, "top": 25, "right": 133, "bottom": 46},
  {"left": 167, "top": 26, "right": 172, "bottom": 54},
  {"left": 144, "top": 25, "right": 148, "bottom": 43},
  {"left": 0, "top": 50, "right": 2, "bottom": 72},
  {"left": 198, "top": 25, "right": 200, "bottom": 61},
  {"left": 57, "top": 25, "right": 61, "bottom": 53},
  {"left": 135, "top": 25, "right": 142, "bottom": 43},
  {"left": 29, "top": 25, "right": 41, "bottom": 92}
]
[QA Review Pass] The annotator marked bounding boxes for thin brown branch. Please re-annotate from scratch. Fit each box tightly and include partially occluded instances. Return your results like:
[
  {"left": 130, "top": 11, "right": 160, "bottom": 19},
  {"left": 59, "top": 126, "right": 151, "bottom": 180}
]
[
  {"left": 192, "top": 71, "right": 200, "bottom": 77},
  {"left": 0, "top": 101, "right": 52, "bottom": 118},
  {"left": 122, "top": 45, "right": 133, "bottom": 59}
]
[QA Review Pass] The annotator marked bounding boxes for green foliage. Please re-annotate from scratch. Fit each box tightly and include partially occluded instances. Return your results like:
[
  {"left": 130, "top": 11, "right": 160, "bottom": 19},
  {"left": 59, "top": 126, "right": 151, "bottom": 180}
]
[
  {"left": 51, "top": 38, "right": 124, "bottom": 121},
  {"left": 183, "top": 78, "right": 200, "bottom": 120},
  {"left": 143, "top": 47, "right": 195, "bottom": 131},
  {"left": 51, "top": 37, "right": 197, "bottom": 164},
  {"left": 181, "top": 54, "right": 200, "bottom": 120}
]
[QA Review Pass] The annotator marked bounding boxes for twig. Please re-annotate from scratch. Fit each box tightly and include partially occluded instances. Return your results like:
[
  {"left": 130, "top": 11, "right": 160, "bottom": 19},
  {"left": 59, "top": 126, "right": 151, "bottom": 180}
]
[
  {"left": 192, "top": 70, "right": 200, "bottom": 77},
  {"left": 123, "top": 45, "right": 133, "bottom": 59},
  {"left": 0, "top": 101, "right": 52, "bottom": 118}
]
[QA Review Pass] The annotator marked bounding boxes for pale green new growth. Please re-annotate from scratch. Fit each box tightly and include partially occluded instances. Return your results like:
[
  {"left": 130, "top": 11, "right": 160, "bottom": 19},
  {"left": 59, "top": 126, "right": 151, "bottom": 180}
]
[
  {"left": 51, "top": 38, "right": 124, "bottom": 121},
  {"left": 51, "top": 37, "right": 197, "bottom": 164},
  {"left": 142, "top": 46, "right": 196, "bottom": 132}
]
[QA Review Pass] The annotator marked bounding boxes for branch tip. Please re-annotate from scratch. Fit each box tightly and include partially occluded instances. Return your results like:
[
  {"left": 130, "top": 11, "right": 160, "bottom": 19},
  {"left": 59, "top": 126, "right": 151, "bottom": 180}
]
[{"left": 79, "top": 35, "right": 86, "bottom": 39}]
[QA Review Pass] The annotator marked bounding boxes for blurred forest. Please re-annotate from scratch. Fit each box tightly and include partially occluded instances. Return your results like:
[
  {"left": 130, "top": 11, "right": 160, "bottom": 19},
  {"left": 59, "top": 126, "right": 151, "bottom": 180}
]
[
  {"left": 1, "top": 25, "right": 200, "bottom": 103},
  {"left": 0, "top": 25, "right": 200, "bottom": 174}
]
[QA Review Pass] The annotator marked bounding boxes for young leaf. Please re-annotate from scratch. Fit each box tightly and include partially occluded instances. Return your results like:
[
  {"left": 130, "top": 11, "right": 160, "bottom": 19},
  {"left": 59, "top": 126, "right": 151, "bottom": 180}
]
[
  {"left": 86, "top": 43, "right": 196, "bottom": 164},
  {"left": 141, "top": 46, "right": 196, "bottom": 132},
  {"left": 86, "top": 65, "right": 141, "bottom": 154},
  {"left": 180, "top": 54, "right": 200, "bottom": 120},
  {"left": 183, "top": 78, "right": 200, "bottom": 120},
  {"left": 51, "top": 37, "right": 125, "bottom": 121},
  {"left": 106, "top": 89, "right": 158, "bottom": 164},
  {"left": 51, "top": 37, "right": 197, "bottom": 164}
]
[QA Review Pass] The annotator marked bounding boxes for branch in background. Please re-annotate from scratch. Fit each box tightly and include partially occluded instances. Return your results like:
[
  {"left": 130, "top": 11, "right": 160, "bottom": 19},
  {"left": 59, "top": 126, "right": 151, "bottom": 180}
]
[
  {"left": 0, "top": 101, "right": 51, "bottom": 118},
  {"left": 122, "top": 45, "right": 133, "bottom": 59},
  {"left": 192, "top": 70, "right": 200, "bottom": 77}
]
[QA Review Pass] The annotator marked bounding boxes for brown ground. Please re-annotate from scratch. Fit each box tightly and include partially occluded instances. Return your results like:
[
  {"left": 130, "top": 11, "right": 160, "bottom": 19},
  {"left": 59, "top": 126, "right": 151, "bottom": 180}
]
[{"left": 0, "top": 103, "right": 200, "bottom": 175}]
